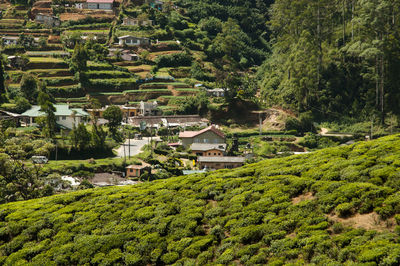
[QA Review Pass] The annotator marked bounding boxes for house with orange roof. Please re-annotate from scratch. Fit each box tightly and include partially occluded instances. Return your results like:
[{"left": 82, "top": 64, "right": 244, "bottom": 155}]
[{"left": 179, "top": 125, "right": 225, "bottom": 148}]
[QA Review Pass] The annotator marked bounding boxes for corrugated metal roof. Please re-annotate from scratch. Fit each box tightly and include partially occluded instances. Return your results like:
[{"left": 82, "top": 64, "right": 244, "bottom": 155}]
[
  {"left": 21, "top": 105, "right": 89, "bottom": 117},
  {"left": 198, "top": 156, "right": 245, "bottom": 163},
  {"left": 87, "top": 0, "right": 114, "bottom": 3},
  {"left": 190, "top": 143, "right": 226, "bottom": 152}
]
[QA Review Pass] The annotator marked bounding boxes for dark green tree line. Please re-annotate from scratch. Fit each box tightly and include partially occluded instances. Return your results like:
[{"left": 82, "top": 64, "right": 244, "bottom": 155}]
[{"left": 260, "top": 0, "right": 400, "bottom": 123}]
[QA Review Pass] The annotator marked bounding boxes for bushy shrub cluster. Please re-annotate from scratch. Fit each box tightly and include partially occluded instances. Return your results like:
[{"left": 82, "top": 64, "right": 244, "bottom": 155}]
[
  {"left": 2, "top": 135, "right": 400, "bottom": 264},
  {"left": 155, "top": 52, "right": 193, "bottom": 68}
]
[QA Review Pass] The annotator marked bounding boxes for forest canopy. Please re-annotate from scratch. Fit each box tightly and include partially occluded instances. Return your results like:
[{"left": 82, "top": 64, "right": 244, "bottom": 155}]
[{"left": 259, "top": 0, "right": 400, "bottom": 122}]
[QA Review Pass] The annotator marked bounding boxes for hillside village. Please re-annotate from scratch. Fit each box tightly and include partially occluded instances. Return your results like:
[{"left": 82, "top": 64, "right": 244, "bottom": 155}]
[
  {"left": 0, "top": 0, "right": 395, "bottom": 190},
  {"left": 0, "top": 0, "right": 396, "bottom": 201},
  {"left": 0, "top": 0, "right": 315, "bottom": 188},
  {"left": 1, "top": 0, "right": 400, "bottom": 264}
]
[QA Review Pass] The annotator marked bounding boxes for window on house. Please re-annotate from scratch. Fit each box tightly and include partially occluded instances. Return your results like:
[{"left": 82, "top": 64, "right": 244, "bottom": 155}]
[
  {"left": 62, "top": 116, "right": 66, "bottom": 120},
  {"left": 130, "top": 169, "right": 133, "bottom": 172},
  {"left": 214, "top": 153, "right": 216, "bottom": 155}
]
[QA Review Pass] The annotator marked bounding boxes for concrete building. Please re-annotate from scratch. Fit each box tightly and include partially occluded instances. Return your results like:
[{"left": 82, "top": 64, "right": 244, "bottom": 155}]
[
  {"left": 190, "top": 143, "right": 226, "bottom": 157},
  {"left": 21, "top": 104, "right": 89, "bottom": 130},
  {"left": 126, "top": 164, "right": 151, "bottom": 178},
  {"left": 206, "top": 88, "right": 225, "bottom": 97},
  {"left": 197, "top": 156, "right": 246, "bottom": 170},
  {"left": 0, "top": 110, "right": 21, "bottom": 127},
  {"left": 128, "top": 115, "right": 209, "bottom": 128},
  {"left": 121, "top": 50, "right": 139, "bottom": 61},
  {"left": 179, "top": 125, "right": 225, "bottom": 148},
  {"left": 2, "top": 36, "right": 18, "bottom": 46},
  {"left": 122, "top": 17, "right": 153, "bottom": 26},
  {"left": 35, "top": 13, "right": 60, "bottom": 27},
  {"left": 87, "top": 0, "right": 114, "bottom": 10},
  {"left": 118, "top": 35, "right": 151, "bottom": 46},
  {"left": 139, "top": 101, "right": 160, "bottom": 116},
  {"left": 86, "top": 105, "right": 139, "bottom": 120}
]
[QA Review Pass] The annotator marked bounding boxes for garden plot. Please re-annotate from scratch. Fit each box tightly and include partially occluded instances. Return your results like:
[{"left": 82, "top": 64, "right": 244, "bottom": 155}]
[
  {"left": 148, "top": 50, "right": 182, "bottom": 60},
  {"left": 27, "top": 57, "right": 69, "bottom": 69}
]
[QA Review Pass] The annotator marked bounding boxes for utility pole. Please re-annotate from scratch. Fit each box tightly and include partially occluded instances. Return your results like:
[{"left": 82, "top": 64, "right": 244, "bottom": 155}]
[
  {"left": 123, "top": 139, "right": 126, "bottom": 166},
  {"left": 252, "top": 111, "right": 266, "bottom": 136},
  {"left": 150, "top": 125, "right": 153, "bottom": 157},
  {"left": 128, "top": 131, "right": 131, "bottom": 158}
]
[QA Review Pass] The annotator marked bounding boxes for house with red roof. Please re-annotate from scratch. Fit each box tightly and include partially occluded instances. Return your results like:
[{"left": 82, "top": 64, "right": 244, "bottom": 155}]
[
  {"left": 87, "top": 0, "right": 114, "bottom": 10},
  {"left": 179, "top": 125, "right": 225, "bottom": 148}
]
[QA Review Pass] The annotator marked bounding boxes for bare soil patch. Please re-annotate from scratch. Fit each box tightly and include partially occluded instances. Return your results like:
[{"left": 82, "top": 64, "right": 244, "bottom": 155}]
[
  {"left": 263, "top": 108, "right": 296, "bottom": 131},
  {"left": 329, "top": 212, "right": 396, "bottom": 232},
  {"left": 60, "top": 13, "right": 86, "bottom": 21},
  {"left": 207, "top": 200, "right": 218, "bottom": 208},
  {"left": 292, "top": 192, "right": 315, "bottom": 205}
]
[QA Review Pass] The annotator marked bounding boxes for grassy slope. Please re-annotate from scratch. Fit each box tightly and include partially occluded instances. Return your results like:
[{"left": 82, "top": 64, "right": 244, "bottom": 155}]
[{"left": 2, "top": 135, "right": 400, "bottom": 264}]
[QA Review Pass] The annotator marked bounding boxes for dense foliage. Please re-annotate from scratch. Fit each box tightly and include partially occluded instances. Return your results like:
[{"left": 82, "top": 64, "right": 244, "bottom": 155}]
[
  {"left": 2, "top": 135, "right": 400, "bottom": 264},
  {"left": 260, "top": 0, "right": 400, "bottom": 122}
]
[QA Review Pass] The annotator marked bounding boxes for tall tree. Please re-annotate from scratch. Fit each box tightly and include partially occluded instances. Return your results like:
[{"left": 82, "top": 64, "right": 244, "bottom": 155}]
[
  {"left": 260, "top": 0, "right": 400, "bottom": 122},
  {"left": 71, "top": 44, "right": 88, "bottom": 72},
  {"left": 103, "top": 105, "right": 123, "bottom": 140},
  {"left": 37, "top": 91, "right": 56, "bottom": 138},
  {"left": 69, "top": 123, "right": 91, "bottom": 150},
  {"left": 0, "top": 56, "right": 6, "bottom": 103},
  {"left": 20, "top": 73, "right": 38, "bottom": 104},
  {"left": 0, "top": 154, "right": 54, "bottom": 203}
]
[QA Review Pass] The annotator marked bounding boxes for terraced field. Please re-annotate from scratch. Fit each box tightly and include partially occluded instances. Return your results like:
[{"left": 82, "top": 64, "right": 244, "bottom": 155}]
[{"left": 1, "top": 0, "right": 203, "bottom": 113}]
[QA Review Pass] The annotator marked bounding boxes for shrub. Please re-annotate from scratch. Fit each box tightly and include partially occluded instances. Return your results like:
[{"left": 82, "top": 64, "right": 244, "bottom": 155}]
[
  {"left": 161, "top": 252, "right": 179, "bottom": 264},
  {"left": 335, "top": 203, "right": 354, "bottom": 218},
  {"left": 155, "top": 52, "right": 193, "bottom": 68},
  {"left": 216, "top": 248, "right": 234, "bottom": 264}
]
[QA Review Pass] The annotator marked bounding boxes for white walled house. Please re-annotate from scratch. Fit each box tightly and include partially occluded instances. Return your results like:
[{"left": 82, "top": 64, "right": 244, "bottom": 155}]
[
  {"left": 35, "top": 13, "right": 61, "bottom": 27},
  {"left": 118, "top": 35, "right": 150, "bottom": 46},
  {"left": 21, "top": 104, "right": 89, "bottom": 130},
  {"left": 86, "top": 0, "right": 114, "bottom": 10},
  {"left": 121, "top": 51, "right": 139, "bottom": 61},
  {"left": 2, "top": 36, "right": 18, "bottom": 46}
]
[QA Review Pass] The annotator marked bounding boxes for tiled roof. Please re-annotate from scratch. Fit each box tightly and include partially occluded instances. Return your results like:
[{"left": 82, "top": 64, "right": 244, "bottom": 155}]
[{"left": 179, "top": 126, "right": 225, "bottom": 139}]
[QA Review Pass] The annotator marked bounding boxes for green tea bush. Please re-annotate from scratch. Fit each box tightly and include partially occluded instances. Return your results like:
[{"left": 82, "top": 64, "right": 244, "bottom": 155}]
[
  {"left": 335, "top": 203, "right": 354, "bottom": 218},
  {"left": 2, "top": 135, "right": 400, "bottom": 264},
  {"left": 155, "top": 52, "right": 193, "bottom": 68}
]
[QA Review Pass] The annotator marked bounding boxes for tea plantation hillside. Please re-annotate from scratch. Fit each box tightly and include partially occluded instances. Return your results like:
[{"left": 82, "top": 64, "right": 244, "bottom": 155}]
[{"left": 2, "top": 135, "right": 400, "bottom": 264}]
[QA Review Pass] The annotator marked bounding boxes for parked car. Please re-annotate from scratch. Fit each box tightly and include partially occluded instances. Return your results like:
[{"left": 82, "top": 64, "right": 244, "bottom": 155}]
[{"left": 31, "top": 156, "right": 48, "bottom": 164}]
